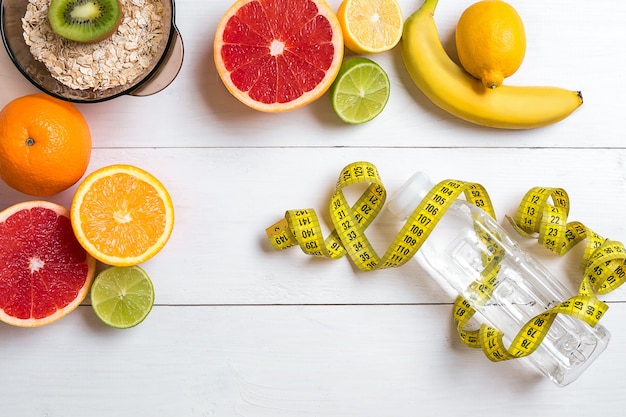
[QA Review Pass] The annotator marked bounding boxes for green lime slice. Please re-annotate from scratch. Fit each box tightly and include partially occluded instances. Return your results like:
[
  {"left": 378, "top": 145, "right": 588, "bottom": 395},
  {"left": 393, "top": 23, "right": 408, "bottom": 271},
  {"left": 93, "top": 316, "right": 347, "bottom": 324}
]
[
  {"left": 90, "top": 266, "right": 155, "bottom": 329},
  {"left": 329, "top": 57, "right": 390, "bottom": 124}
]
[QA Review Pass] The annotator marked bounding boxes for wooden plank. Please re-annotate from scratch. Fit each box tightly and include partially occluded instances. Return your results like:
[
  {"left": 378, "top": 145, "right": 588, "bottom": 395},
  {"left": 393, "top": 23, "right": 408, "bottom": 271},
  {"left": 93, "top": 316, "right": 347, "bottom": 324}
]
[
  {"left": 1, "top": 303, "right": 622, "bottom": 416},
  {"left": 2, "top": 1, "right": 622, "bottom": 149},
  {"left": 0, "top": 147, "right": 621, "bottom": 305},
  {"left": 1, "top": 0, "right": 625, "bottom": 414}
]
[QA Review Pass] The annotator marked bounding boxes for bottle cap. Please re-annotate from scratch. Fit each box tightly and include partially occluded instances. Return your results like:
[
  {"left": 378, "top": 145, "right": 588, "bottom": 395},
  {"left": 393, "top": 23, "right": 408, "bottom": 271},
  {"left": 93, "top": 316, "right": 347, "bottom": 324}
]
[{"left": 387, "top": 172, "right": 434, "bottom": 221}]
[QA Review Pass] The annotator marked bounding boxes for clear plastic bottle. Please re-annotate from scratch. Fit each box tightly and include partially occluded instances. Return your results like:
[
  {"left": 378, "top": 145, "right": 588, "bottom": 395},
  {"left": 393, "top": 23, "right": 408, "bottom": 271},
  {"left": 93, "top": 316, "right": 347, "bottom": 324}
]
[{"left": 386, "top": 172, "right": 610, "bottom": 386}]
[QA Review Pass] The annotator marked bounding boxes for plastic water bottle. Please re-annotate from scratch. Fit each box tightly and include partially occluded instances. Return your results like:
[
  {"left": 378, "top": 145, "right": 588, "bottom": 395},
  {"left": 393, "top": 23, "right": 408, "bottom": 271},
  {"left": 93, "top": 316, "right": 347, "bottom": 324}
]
[{"left": 386, "top": 172, "right": 610, "bottom": 386}]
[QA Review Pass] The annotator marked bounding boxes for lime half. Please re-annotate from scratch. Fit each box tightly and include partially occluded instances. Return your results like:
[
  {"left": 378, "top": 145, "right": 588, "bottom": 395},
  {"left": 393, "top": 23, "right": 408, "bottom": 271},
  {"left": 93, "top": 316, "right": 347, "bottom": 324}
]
[
  {"left": 330, "top": 57, "right": 390, "bottom": 124},
  {"left": 91, "top": 266, "right": 155, "bottom": 329}
]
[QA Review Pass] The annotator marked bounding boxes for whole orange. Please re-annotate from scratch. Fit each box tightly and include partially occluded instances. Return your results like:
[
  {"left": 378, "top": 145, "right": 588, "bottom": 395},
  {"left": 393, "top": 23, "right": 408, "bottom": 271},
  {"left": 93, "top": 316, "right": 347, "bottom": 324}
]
[{"left": 0, "top": 94, "right": 92, "bottom": 196}]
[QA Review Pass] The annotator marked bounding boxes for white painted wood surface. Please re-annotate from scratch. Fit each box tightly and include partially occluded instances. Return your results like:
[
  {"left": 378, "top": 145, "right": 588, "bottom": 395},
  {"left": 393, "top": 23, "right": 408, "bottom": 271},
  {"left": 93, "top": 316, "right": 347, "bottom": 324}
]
[{"left": 1, "top": 0, "right": 625, "bottom": 415}]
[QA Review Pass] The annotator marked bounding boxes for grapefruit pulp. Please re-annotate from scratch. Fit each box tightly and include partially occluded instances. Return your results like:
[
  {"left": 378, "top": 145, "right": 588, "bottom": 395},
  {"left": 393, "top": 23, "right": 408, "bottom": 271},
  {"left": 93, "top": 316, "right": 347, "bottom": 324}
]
[
  {"left": 0, "top": 201, "right": 95, "bottom": 327},
  {"left": 214, "top": 0, "right": 344, "bottom": 112}
]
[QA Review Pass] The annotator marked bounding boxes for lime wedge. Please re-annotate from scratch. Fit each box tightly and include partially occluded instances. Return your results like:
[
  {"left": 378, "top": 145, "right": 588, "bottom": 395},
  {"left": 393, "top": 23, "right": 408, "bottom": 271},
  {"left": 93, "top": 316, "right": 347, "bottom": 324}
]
[
  {"left": 329, "top": 57, "right": 390, "bottom": 124},
  {"left": 90, "top": 266, "right": 155, "bottom": 329}
]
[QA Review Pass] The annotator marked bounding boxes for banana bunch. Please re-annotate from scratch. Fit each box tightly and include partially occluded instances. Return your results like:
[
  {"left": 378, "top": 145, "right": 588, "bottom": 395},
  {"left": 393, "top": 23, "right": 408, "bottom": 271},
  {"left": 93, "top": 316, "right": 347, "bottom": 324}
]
[{"left": 400, "top": 0, "right": 582, "bottom": 129}]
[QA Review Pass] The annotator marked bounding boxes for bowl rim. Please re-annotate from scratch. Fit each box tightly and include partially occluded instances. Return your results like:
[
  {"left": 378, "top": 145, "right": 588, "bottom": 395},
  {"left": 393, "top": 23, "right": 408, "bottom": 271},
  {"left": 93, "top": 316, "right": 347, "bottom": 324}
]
[{"left": 0, "top": 0, "right": 179, "bottom": 103}]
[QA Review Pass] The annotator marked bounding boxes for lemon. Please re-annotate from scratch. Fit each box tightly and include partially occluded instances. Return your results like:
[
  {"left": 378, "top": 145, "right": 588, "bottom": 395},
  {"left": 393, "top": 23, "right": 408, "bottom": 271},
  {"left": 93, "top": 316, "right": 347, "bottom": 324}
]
[
  {"left": 336, "top": 0, "right": 403, "bottom": 54},
  {"left": 91, "top": 266, "right": 155, "bottom": 329},
  {"left": 455, "top": 0, "right": 526, "bottom": 89},
  {"left": 329, "top": 57, "right": 390, "bottom": 124}
]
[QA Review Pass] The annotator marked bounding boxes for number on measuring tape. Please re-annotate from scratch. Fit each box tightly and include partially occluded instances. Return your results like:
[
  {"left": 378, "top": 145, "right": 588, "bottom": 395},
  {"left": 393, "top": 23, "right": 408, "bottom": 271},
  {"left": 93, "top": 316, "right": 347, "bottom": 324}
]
[{"left": 266, "top": 162, "right": 626, "bottom": 363}]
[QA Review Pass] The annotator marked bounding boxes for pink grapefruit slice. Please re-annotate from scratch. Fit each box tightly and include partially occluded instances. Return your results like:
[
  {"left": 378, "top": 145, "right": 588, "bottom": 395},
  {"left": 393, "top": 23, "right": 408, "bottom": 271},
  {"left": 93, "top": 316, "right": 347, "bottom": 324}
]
[
  {"left": 0, "top": 201, "right": 96, "bottom": 327},
  {"left": 214, "top": 0, "right": 344, "bottom": 112}
]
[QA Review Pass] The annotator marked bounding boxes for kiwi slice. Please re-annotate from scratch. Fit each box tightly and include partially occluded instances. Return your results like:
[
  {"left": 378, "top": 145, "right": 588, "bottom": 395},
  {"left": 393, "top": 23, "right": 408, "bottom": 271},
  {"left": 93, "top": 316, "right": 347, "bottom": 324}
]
[{"left": 48, "top": 0, "right": 123, "bottom": 43}]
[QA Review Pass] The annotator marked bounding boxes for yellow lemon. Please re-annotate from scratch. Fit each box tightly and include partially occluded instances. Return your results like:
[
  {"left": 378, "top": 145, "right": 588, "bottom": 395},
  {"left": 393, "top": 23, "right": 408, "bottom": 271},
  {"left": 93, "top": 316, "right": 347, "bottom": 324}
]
[
  {"left": 455, "top": 0, "right": 526, "bottom": 89},
  {"left": 337, "top": 0, "right": 403, "bottom": 54}
]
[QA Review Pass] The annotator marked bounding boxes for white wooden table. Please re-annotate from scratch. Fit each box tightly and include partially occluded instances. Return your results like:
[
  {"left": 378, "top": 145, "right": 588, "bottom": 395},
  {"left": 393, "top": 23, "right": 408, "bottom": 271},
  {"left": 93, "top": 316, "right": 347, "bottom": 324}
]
[{"left": 2, "top": 0, "right": 625, "bottom": 415}]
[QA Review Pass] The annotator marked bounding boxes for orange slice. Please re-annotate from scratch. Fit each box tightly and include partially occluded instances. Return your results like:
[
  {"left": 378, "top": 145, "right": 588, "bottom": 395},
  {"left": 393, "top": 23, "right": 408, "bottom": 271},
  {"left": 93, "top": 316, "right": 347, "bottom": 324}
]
[
  {"left": 214, "top": 0, "right": 344, "bottom": 112},
  {"left": 337, "top": 0, "right": 403, "bottom": 54},
  {"left": 70, "top": 164, "right": 174, "bottom": 266}
]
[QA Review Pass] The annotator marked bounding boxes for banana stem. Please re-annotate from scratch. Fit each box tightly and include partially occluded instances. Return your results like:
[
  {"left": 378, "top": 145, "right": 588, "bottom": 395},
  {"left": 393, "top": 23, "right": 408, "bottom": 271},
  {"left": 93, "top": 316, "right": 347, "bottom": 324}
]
[{"left": 420, "top": 0, "right": 439, "bottom": 15}]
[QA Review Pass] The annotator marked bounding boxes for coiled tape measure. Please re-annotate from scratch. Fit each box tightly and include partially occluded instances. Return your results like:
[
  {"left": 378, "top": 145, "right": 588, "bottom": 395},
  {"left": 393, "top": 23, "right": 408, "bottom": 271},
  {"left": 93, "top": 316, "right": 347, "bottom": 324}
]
[{"left": 266, "top": 161, "right": 625, "bottom": 362}]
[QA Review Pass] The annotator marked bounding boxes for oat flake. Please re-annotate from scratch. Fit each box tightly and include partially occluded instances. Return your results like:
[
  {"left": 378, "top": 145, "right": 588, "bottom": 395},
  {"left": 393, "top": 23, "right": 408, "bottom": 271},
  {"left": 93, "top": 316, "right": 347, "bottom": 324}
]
[{"left": 22, "top": 0, "right": 165, "bottom": 91}]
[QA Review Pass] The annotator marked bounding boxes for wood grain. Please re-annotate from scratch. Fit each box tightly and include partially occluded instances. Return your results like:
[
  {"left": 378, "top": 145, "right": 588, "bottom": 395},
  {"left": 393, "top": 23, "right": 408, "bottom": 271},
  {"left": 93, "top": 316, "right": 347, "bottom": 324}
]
[{"left": 0, "top": 0, "right": 625, "bottom": 415}]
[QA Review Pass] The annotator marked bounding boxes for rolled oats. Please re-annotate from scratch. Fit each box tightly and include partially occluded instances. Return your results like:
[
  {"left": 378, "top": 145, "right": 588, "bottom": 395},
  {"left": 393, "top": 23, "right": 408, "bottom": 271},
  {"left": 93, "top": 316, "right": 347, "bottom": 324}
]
[{"left": 22, "top": 0, "right": 165, "bottom": 91}]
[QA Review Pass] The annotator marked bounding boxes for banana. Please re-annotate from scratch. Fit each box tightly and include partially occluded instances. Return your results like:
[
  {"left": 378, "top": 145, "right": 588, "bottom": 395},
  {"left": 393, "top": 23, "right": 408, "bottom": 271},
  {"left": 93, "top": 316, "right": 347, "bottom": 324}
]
[{"left": 400, "top": 0, "right": 583, "bottom": 129}]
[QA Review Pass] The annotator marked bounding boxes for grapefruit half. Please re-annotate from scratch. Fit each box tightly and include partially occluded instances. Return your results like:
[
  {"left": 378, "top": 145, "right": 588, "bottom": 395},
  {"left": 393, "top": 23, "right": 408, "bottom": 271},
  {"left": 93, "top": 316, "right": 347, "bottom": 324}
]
[
  {"left": 0, "top": 201, "right": 96, "bottom": 327},
  {"left": 214, "top": 0, "right": 344, "bottom": 112}
]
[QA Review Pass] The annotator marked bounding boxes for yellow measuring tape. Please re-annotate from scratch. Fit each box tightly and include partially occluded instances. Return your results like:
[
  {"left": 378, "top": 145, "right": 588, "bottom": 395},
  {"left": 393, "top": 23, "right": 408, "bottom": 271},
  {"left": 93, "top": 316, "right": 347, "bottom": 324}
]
[{"left": 266, "top": 161, "right": 625, "bottom": 362}]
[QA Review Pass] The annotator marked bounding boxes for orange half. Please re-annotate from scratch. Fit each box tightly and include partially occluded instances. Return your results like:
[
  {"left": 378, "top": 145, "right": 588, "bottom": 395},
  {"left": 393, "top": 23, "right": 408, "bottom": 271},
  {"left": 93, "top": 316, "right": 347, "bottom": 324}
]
[{"left": 70, "top": 164, "right": 174, "bottom": 266}]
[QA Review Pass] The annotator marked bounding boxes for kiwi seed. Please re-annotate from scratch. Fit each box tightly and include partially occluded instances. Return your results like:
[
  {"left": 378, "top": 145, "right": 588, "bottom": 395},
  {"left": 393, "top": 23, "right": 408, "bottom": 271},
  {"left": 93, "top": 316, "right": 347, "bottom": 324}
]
[{"left": 48, "top": 0, "right": 123, "bottom": 43}]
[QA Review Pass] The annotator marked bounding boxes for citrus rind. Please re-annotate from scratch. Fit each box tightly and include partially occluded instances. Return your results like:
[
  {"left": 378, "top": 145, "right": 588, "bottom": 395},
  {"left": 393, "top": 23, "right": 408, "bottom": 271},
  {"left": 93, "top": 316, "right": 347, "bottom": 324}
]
[
  {"left": 213, "top": 0, "right": 344, "bottom": 112},
  {"left": 0, "top": 200, "right": 96, "bottom": 327},
  {"left": 337, "top": 0, "right": 403, "bottom": 54},
  {"left": 70, "top": 164, "right": 175, "bottom": 267},
  {"left": 330, "top": 57, "right": 391, "bottom": 124},
  {"left": 90, "top": 265, "right": 155, "bottom": 329}
]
